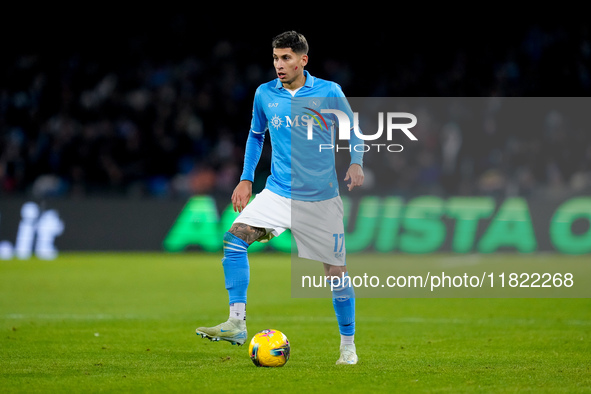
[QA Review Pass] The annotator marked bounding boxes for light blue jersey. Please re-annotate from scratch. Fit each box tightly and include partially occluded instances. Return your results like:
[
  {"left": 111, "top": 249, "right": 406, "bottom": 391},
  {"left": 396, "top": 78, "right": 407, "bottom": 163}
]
[{"left": 240, "top": 71, "right": 363, "bottom": 201}]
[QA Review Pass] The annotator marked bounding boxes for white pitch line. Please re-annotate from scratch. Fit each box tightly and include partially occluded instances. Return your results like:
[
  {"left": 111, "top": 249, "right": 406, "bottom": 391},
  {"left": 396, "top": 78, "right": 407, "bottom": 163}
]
[{"left": 3, "top": 313, "right": 142, "bottom": 320}]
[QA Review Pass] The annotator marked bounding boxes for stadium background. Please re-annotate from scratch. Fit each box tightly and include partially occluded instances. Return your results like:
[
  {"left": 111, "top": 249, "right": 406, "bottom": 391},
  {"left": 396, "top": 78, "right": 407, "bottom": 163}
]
[
  {"left": 1, "top": 13, "right": 591, "bottom": 256},
  {"left": 1, "top": 11, "right": 591, "bottom": 393}
]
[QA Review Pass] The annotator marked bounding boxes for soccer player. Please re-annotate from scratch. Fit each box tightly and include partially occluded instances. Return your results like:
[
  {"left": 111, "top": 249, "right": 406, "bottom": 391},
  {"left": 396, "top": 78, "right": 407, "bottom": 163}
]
[{"left": 196, "top": 31, "right": 364, "bottom": 365}]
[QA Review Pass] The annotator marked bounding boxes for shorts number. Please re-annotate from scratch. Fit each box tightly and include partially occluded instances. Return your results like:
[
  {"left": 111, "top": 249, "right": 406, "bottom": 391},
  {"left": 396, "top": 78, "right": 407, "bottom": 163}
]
[{"left": 332, "top": 233, "right": 344, "bottom": 253}]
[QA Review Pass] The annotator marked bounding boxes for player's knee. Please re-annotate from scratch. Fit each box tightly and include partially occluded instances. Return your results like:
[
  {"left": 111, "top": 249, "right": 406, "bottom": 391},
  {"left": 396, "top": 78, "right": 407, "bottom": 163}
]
[
  {"left": 228, "top": 224, "right": 246, "bottom": 239},
  {"left": 325, "top": 264, "right": 346, "bottom": 280},
  {"left": 228, "top": 223, "right": 265, "bottom": 245}
]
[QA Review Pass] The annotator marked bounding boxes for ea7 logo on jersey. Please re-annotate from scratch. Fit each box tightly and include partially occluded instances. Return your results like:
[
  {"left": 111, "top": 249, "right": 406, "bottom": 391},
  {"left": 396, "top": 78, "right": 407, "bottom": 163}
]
[{"left": 268, "top": 102, "right": 279, "bottom": 107}]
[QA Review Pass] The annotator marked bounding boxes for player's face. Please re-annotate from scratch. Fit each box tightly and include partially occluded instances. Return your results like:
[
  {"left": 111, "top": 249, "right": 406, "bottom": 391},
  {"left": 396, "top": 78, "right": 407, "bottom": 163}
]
[{"left": 273, "top": 48, "right": 307, "bottom": 86}]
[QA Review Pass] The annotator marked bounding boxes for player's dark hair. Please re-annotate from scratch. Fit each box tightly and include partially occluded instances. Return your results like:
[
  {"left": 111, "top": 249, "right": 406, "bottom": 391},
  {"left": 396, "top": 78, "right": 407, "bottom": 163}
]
[{"left": 272, "top": 31, "right": 308, "bottom": 54}]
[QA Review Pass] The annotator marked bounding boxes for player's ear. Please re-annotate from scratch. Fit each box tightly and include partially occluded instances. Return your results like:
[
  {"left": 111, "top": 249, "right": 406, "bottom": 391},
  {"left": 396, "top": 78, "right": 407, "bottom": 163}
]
[{"left": 301, "top": 54, "right": 308, "bottom": 67}]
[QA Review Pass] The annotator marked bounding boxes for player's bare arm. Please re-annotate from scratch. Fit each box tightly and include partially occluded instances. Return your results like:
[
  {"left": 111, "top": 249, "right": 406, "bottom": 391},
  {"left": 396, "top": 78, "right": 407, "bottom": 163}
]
[
  {"left": 231, "top": 180, "right": 253, "bottom": 213},
  {"left": 344, "top": 164, "right": 364, "bottom": 191},
  {"left": 229, "top": 222, "right": 266, "bottom": 245}
]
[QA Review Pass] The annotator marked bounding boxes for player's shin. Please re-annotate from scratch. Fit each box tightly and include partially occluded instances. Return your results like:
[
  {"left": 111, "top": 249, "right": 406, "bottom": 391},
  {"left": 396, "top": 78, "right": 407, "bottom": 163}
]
[
  {"left": 222, "top": 232, "right": 250, "bottom": 320},
  {"left": 328, "top": 272, "right": 356, "bottom": 343}
]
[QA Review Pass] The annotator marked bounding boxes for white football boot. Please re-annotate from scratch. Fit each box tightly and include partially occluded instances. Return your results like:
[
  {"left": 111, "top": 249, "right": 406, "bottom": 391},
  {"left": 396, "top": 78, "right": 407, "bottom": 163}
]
[
  {"left": 196, "top": 317, "right": 247, "bottom": 346},
  {"left": 336, "top": 344, "right": 358, "bottom": 365}
]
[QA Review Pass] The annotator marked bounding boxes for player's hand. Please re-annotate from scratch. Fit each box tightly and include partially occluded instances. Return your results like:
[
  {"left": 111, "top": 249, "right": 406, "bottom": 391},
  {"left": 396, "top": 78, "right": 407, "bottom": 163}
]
[
  {"left": 344, "top": 164, "right": 364, "bottom": 191},
  {"left": 231, "top": 180, "right": 253, "bottom": 212}
]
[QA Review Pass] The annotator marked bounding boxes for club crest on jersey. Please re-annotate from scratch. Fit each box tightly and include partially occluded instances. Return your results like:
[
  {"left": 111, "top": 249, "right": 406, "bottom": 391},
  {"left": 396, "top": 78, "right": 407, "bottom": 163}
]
[{"left": 308, "top": 98, "right": 321, "bottom": 108}]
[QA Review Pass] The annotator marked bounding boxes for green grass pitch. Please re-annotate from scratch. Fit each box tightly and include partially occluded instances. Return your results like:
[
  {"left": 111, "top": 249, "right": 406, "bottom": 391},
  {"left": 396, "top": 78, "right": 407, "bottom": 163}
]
[{"left": 1, "top": 252, "right": 590, "bottom": 393}]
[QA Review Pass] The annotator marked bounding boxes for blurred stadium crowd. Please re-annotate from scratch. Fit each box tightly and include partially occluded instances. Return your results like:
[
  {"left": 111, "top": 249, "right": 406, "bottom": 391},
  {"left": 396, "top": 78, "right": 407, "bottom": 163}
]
[{"left": 1, "top": 18, "right": 591, "bottom": 200}]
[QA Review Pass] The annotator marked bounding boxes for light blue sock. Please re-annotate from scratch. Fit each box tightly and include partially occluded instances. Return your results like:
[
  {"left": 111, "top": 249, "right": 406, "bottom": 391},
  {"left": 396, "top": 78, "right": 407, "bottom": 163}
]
[
  {"left": 329, "top": 272, "right": 356, "bottom": 336},
  {"left": 222, "top": 232, "right": 250, "bottom": 305}
]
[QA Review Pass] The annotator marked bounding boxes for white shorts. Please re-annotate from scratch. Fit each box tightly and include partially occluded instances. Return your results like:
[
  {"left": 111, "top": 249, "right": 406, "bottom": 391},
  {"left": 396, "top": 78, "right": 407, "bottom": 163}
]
[{"left": 233, "top": 189, "right": 346, "bottom": 266}]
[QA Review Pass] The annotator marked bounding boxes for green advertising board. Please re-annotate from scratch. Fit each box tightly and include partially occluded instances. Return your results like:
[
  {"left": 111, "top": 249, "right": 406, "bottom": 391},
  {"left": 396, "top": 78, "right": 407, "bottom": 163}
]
[{"left": 163, "top": 195, "right": 591, "bottom": 255}]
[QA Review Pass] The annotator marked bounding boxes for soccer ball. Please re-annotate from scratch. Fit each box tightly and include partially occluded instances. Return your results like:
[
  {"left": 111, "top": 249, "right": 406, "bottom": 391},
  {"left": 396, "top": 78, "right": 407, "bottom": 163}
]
[{"left": 248, "top": 329, "right": 290, "bottom": 367}]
